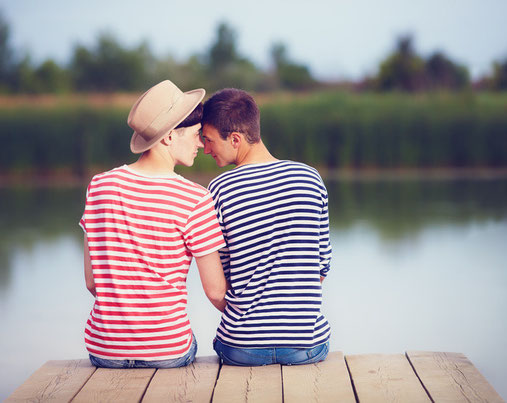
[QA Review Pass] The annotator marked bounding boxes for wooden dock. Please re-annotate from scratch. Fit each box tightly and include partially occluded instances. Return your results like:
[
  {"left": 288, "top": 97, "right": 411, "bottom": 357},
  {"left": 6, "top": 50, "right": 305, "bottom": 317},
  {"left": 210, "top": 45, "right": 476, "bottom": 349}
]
[{"left": 6, "top": 351, "right": 504, "bottom": 402}]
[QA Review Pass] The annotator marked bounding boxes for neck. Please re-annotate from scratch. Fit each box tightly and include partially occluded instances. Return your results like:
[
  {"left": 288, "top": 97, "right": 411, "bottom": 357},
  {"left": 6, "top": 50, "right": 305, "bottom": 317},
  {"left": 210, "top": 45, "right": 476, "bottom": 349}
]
[
  {"left": 236, "top": 140, "right": 278, "bottom": 167},
  {"left": 129, "top": 148, "right": 176, "bottom": 175}
]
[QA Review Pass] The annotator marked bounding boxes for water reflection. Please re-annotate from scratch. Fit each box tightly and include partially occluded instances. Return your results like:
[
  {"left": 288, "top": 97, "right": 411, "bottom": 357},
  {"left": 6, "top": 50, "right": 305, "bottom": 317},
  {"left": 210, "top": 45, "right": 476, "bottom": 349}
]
[
  {"left": 1, "top": 179, "right": 507, "bottom": 294},
  {"left": 0, "top": 187, "right": 85, "bottom": 293},
  {"left": 327, "top": 178, "right": 507, "bottom": 239},
  {"left": 0, "top": 178, "right": 506, "bottom": 400}
]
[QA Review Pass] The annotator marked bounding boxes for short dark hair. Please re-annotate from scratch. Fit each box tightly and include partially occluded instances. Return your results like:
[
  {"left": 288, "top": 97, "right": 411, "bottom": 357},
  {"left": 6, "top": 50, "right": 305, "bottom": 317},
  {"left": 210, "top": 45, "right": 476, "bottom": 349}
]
[
  {"left": 202, "top": 88, "right": 260, "bottom": 144},
  {"left": 175, "top": 102, "right": 203, "bottom": 129}
]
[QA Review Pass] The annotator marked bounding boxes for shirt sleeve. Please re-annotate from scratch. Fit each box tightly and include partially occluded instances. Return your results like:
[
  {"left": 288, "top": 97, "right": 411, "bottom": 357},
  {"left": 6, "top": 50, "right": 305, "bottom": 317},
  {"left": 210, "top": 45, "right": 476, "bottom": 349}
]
[
  {"left": 319, "top": 186, "right": 332, "bottom": 278},
  {"left": 79, "top": 182, "right": 92, "bottom": 234},
  {"left": 207, "top": 184, "right": 231, "bottom": 279},
  {"left": 216, "top": 210, "right": 231, "bottom": 281},
  {"left": 184, "top": 192, "right": 226, "bottom": 257}
]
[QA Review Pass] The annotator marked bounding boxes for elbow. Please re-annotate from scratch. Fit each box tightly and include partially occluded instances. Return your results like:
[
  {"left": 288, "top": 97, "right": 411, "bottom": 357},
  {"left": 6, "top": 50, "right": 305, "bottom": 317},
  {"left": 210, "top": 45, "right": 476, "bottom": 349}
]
[
  {"left": 205, "top": 285, "right": 227, "bottom": 308},
  {"left": 206, "top": 288, "right": 226, "bottom": 305},
  {"left": 86, "top": 279, "right": 96, "bottom": 296}
]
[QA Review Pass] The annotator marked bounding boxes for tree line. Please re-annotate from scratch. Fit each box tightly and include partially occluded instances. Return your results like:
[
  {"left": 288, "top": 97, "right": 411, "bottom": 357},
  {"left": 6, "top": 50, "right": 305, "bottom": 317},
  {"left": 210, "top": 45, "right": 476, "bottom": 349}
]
[{"left": 1, "top": 11, "right": 507, "bottom": 94}]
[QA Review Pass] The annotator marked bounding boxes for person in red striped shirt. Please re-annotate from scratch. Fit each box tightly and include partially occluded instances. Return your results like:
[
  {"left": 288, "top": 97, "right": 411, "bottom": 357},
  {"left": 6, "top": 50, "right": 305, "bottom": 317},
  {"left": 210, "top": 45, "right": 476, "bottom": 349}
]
[{"left": 79, "top": 80, "right": 228, "bottom": 368}]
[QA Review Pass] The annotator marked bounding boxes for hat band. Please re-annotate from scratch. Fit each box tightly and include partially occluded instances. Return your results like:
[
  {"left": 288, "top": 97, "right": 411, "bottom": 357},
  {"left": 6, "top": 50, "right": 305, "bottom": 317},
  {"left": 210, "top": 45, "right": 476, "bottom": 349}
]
[{"left": 138, "top": 93, "right": 183, "bottom": 140}]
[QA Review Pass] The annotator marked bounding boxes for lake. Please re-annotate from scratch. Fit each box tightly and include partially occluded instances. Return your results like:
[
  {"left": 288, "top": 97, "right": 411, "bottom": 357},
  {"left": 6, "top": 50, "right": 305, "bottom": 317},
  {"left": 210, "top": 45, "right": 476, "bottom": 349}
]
[{"left": 0, "top": 176, "right": 506, "bottom": 400}]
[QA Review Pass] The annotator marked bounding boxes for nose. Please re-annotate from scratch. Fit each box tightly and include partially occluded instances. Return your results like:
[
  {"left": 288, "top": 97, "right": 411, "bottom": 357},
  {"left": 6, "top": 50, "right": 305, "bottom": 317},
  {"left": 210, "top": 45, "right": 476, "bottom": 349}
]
[
  {"left": 197, "top": 137, "right": 204, "bottom": 149},
  {"left": 203, "top": 142, "right": 211, "bottom": 154}
]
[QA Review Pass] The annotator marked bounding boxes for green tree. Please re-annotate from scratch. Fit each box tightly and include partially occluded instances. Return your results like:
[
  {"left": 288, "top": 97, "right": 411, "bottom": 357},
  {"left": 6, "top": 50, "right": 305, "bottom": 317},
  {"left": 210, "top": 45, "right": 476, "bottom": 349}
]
[
  {"left": 270, "top": 42, "right": 315, "bottom": 90},
  {"left": 0, "top": 11, "right": 15, "bottom": 92},
  {"left": 490, "top": 59, "right": 507, "bottom": 90},
  {"left": 5, "top": 54, "right": 70, "bottom": 94},
  {"left": 13, "top": 56, "right": 35, "bottom": 93},
  {"left": 70, "top": 33, "right": 152, "bottom": 92},
  {"left": 205, "top": 22, "right": 265, "bottom": 90},
  {"left": 34, "top": 59, "right": 71, "bottom": 93},
  {"left": 271, "top": 42, "right": 287, "bottom": 70},
  {"left": 152, "top": 54, "right": 209, "bottom": 92},
  {"left": 209, "top": 23, "right": 238, "bottom": 74},
  {"left": 376, "top": 35, "right": 425, "bottom": 92},
  {"left": 425, "top": 52, "right": 469, "bottom": 90}
]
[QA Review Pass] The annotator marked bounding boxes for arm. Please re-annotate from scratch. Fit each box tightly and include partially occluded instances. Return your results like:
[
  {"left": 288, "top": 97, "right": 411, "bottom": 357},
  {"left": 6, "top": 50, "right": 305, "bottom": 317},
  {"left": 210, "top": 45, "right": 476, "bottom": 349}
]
[
  {"left": 319, "top": 197, "right": 332, "bottom": 280},
  {"left": 195, "top": 251, "right": 228, "bottom": 312},
  {"left": 84, "top": 235, "right": 96, "bottom": 297}
]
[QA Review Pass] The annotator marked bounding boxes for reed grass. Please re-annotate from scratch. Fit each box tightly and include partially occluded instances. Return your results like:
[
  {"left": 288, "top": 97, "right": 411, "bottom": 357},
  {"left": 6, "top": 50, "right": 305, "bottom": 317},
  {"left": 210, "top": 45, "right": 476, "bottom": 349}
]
[{"left": 1, "top": 91, "right": 506, "bottom": 177}]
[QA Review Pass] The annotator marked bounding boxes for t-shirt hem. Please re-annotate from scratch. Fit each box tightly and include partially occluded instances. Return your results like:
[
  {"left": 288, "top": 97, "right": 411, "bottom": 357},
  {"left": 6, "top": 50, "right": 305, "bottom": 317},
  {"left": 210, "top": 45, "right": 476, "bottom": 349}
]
[
  {"left": 192, "top": 241, "right": 227, "bottom": 257},
  {"left": 78, "top": 221, "right": 86, "bottom": 234},
  {"left": 215, "top": 335, "right": 330, "bottom": 349},
  {"left": 86, "top": 332, "right": 194, "bottom": 361}
]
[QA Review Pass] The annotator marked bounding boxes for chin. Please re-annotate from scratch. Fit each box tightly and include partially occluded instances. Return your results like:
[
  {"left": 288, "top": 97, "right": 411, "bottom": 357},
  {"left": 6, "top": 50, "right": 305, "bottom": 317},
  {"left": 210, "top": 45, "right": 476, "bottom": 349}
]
[{"left": 178, "top": 159, "right": 195, "bottom": 167}]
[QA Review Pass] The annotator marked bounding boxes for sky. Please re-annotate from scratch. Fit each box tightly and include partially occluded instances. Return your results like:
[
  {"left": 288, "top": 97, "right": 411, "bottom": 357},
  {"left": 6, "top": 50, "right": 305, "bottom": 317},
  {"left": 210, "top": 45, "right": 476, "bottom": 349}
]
[{"left": 1, "top": 0, "right": 507, "bottom": 81}]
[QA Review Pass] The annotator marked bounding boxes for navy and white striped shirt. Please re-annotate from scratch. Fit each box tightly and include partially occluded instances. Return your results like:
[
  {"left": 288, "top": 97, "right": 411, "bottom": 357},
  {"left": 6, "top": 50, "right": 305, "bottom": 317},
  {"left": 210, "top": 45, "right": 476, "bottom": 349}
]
[{"left": 208, "top": 160, "right": 332, "bottom": 348}]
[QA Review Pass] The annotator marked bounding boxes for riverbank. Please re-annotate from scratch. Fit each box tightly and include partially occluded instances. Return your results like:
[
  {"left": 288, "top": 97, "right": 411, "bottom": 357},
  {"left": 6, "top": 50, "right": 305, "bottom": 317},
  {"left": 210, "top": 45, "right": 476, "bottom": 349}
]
[
  {"left": 2, "top": 91, "right": 507, "bottom": 175},
  {"left": 2, "top": 166, "right": 507, "bottom": 188}
]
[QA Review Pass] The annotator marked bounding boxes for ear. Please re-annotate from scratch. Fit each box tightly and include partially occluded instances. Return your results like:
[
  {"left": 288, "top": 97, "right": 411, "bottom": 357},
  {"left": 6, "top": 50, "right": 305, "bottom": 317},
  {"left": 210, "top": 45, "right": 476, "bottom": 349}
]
[
  {"left": 230, "top": 132, "right": 242, "bottom": 149},
  {"left": 160, "top": 132, "right": 173, "bottom": 146}
]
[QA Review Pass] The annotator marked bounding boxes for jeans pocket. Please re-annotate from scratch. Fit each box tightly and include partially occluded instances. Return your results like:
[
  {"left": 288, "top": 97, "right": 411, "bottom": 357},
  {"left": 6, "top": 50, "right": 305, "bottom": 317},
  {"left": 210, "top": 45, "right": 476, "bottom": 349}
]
[
  {"left": 307, "top": 342, "right": 329, "bottom": 363},
  {"left": 218, "top": 351, "right": 254, "bottom": 366},
  {"left": 89, "top": 354, "right": 126, "bottom": 369}
]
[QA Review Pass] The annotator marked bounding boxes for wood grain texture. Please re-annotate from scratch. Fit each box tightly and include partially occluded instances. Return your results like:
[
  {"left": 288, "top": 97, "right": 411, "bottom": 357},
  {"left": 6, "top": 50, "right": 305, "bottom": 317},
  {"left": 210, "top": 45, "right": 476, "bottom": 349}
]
[
  {"left": 5, "top": 359, "right": 96, "bottom": 402},
  {"left": 212, "top": 364, "right": 282, "bottom": 403},
  {"left": 8, "top": 352, "right": 505, "bottom": 402},
  {"left": 282, "top": 351, "right": 356, "bottom": 403},
  {"left": 142, "top": 356, "right": 220, "bottom": 403},
  {"left": 72, "top": 367, "right": 155, "bottom": 403},
  {"left": 406, "top": 351, "right": 505, "bottom": 403},
  {"left": 346, "top": 353, "right": 430, "bottom": 403}
]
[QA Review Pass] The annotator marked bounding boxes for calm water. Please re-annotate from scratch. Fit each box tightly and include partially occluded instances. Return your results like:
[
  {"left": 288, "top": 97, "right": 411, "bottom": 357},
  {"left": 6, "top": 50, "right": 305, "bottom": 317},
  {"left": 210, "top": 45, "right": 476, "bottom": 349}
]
[{"left": 1, "top": 178, "right": 506, "bottom": 400}]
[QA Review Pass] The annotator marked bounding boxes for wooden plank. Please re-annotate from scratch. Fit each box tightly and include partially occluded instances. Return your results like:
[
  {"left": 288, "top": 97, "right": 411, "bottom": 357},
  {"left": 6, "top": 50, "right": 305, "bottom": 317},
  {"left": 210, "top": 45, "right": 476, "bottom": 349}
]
[
  {"left": 212, "top": 364, "right": 282, "bottom": 403},
  {"left": 282, "top": 351, "right": 356, "bottom": 403},
  {"left": 5, "top": 359, "right": 96, "bottom": 402},
  {"left": 72, "top": 367, "right": 155, "bottom": 403},
  {"left": 346, "top": 353, "right": 430, "bottom": 403},
  {"left": 406, "top": 351, "right": 504, "bottom": 402},
  {"left": 142, "top": 356, "right": 220, "bottom": 402}
]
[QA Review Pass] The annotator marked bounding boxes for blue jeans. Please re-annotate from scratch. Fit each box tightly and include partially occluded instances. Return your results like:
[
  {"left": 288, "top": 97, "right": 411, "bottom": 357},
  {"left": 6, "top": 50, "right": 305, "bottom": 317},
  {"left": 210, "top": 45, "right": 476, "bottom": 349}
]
[
  {"left": 213, "top": 338, "right": 329, "bottom": 366},
  {"left": 89, "top": 336, "right": 197, "bottom": 369}
]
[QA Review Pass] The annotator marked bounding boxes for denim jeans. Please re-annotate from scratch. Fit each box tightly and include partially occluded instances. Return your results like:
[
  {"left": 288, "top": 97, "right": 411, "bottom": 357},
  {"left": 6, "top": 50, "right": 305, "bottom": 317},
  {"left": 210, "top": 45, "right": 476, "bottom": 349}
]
[
  {"left": 89, "top": 335, "right": 197, "bottom": 369},
  {"left": 213, "top": 338, "right": 329, "bottom": 366}
]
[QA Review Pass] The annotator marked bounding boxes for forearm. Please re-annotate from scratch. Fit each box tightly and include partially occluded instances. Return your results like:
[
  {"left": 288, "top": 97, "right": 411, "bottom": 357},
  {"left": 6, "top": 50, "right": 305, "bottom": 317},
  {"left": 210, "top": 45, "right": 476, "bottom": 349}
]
[
  {"left": 84, "top": 236, "right": 96, "bottom": 297},
  {"left": 195, "top": 252, "right": 228, "bottom": 312},
  {"left": 209, "top": 295, "right": 227, "bottom": 312}
]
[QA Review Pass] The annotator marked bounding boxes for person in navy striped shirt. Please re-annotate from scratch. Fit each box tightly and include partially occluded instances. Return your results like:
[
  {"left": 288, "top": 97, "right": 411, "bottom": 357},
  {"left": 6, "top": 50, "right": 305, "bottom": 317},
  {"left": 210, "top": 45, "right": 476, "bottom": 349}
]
[{"left": 202, "top": 88, "right": 332, "bottom": 366}]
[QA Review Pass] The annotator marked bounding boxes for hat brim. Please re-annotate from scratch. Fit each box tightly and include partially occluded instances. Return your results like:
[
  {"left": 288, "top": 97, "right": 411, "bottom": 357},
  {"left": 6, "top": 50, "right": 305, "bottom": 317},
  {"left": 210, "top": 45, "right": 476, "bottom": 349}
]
[{"left": 130, "top": 88, "right": 205, "bottom": 154}]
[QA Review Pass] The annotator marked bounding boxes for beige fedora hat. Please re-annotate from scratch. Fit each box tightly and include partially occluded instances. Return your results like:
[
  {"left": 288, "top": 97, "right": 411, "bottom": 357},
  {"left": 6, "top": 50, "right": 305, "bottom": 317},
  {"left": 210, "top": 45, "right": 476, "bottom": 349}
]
[{"left": 128, "top": 80, "right": 205, "bottom": 153}]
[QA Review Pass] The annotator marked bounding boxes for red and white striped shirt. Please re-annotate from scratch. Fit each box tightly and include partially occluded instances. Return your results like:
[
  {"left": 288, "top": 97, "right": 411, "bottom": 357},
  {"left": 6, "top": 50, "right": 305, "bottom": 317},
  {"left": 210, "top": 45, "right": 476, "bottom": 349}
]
[{"left": 79, "top": 165, "right": 225, "bottom": 360}]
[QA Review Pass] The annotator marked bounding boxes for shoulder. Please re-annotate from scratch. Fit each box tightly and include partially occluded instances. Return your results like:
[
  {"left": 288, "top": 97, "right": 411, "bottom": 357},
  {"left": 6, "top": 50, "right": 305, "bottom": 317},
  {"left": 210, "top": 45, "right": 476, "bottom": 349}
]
[
  {"left": 173, "top": 175, "right": 211, "bottom": 199},
  {"left": 280, "top": 160, "right": 324, "bottom": 180},
  {"left": 174, "top": 175, "right": 208, "bottom": 192},
  {"left": 87, "top": 166, "right": 126, "bottom": 187},
  {"left": 281, "top": 161, "right": 328, "bottom": 197},
  {"left": 207, "top": 169, "right": 240, "bottom": 195},
  {"left": 284, "top": 160, "right": 317, "bottom": 172}
]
